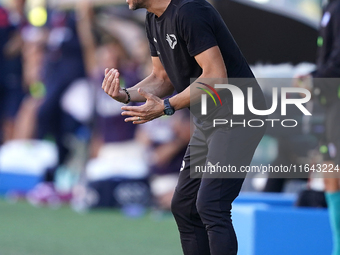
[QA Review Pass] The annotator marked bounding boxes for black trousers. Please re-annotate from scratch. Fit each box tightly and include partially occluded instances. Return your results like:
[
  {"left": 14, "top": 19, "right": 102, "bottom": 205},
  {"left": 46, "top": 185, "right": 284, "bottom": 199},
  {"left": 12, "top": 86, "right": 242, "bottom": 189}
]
[{"left": 171, "top": 124, "right": 266, "bottom": 255}]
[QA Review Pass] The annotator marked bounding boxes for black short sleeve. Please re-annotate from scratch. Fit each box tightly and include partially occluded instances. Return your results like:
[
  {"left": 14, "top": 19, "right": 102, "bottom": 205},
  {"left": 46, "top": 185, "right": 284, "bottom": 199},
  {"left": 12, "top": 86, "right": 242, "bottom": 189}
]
[
  {"left": 177, "top": 2, "right": 218, "bottom": 57},
  {"left": 145, "top": 15, "right": 158, "bottom": 57}
]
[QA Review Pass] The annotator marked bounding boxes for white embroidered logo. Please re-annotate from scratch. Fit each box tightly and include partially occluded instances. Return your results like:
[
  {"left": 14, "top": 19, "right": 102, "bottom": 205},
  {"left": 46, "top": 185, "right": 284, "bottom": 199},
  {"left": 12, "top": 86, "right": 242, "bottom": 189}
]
[{"left": 166, "top": 34, "right": 177, "bottom": 49}]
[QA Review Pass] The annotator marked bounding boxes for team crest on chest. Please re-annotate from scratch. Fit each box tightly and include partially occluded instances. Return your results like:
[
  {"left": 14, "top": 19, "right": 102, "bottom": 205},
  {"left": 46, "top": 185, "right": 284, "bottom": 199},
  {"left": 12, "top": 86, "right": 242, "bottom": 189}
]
[{"left": 166, "top": 34, "right": 177, "bottom": 49}]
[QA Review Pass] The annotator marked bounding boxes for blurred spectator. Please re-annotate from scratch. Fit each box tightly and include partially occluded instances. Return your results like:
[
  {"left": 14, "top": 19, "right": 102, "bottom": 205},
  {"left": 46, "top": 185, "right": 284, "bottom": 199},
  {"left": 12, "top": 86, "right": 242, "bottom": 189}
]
[
  {"left": 69, "top": 3, "right": 150, "bottom": 210},
  {"left": 24, "top": 9, "right": 88, "bottom": 206},
  {"left": 25, "top": 7, "right": 85, "bottom": 205},
  {"left": 0, "top": 1, "right": 26, "bottom": 144},
  {"left": 75, "top": 2, "right": 140, "bottom": 156},
  {"left": 36, "top": 9, "right": 86, "bottom": 182},
  {"left": 297, "top": 0, "right": 340, "bottom": 254},
  {"left": 136, "top": 110, "right": 191, "bottom": 210},
  {"left": 13, "top": 29, "right": 46, "bottom": 140},
  {"left": 90, "top": 39, "right": 140, "bottom": 155},
  {"left": 0, "top": 6, "right": 11, "bottom": 143}
]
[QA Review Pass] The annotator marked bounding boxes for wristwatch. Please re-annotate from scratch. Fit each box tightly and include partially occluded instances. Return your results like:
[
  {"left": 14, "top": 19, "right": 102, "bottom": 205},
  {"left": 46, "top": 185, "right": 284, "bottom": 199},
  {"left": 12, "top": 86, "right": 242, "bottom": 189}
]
[{"left": 163, "top": 98, "right": 175, "bottom": 116}]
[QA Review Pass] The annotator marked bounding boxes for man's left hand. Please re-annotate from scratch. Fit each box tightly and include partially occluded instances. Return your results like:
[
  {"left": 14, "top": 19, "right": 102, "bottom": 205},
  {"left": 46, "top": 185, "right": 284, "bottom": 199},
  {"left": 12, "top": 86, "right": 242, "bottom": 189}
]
[{"left": 121, "top": 88, "right": 165, "bottom": 124}]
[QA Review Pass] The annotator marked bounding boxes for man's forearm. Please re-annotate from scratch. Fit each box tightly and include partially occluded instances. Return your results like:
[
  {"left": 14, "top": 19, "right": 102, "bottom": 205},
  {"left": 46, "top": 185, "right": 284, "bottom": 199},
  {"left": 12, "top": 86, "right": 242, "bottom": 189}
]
[
  {"left": 169, "top": 75, "right": 227, "bottom": 111},
  {"left": 127, "top": 73, "right": 174, "bottom": 102},
  {"left": 169, "top": 46, "right": 227, "bottom": 111}
]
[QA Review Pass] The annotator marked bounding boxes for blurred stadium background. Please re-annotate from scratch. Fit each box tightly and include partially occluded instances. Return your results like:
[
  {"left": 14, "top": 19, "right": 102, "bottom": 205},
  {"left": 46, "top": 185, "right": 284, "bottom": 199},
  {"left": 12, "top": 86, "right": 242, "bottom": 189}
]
[{"left": 0, "top": 0, "right": 334, "bottom": 254}]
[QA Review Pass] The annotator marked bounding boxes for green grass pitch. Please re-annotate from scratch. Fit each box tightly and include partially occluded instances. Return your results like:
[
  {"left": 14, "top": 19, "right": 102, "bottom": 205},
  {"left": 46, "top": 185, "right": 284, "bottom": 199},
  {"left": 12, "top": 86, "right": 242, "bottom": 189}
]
[{"left": 0, "top": 199, "right": 182, "bottom": 255}]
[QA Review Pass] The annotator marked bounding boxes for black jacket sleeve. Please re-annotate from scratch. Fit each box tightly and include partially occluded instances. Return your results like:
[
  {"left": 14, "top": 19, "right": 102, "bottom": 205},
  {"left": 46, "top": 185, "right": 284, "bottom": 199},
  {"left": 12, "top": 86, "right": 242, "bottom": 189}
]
[{"left": 312, "top": 2, "right": 340, "bottom": 99}]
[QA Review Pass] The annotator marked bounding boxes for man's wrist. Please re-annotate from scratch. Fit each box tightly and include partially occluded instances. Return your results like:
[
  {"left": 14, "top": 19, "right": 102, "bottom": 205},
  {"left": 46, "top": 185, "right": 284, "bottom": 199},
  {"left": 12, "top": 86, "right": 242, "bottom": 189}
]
[
  {"left": 122, "top": 88, "right": 131, "bottom": 104},
  {"left": 163, "top": 98, "right": 175, "bottom": 115},
  {"left": 169, "top": 97, "right": 179, "bottom": 111},
  {"left": 161, "top": 99, "right": 165, "bottom": 115}
]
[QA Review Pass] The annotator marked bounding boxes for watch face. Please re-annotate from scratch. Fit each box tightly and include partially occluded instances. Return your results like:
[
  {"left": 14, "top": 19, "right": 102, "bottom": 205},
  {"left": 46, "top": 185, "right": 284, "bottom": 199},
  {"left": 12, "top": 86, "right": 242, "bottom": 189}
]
[{"left": 164, "top": 108, "right": 175, "bottom": 116}]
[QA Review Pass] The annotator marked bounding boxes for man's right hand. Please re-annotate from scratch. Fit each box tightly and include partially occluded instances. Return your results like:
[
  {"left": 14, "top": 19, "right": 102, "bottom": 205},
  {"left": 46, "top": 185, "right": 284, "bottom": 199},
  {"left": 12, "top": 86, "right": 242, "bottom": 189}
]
[{"left": 102, "top": 68, "right": 128, "bottom": 103}]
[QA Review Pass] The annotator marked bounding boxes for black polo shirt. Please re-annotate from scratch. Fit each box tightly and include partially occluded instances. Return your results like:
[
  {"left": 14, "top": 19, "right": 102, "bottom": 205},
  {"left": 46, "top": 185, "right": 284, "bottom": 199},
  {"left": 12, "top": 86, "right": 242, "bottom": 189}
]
[{"left": 145, "top": 0, "right": 254, "bottom": 93}]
